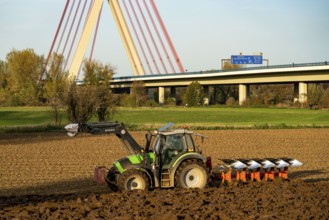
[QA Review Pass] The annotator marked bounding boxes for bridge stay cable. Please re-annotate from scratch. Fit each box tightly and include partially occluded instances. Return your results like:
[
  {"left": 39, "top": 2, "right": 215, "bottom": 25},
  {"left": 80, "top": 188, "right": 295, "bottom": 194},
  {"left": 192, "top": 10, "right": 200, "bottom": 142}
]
[
  {"left": 42, "top": 0, "right": 70, "bottom": 80},
  {"left": 89, "top": 3, "right": 103, "bottom": 62},
  {"left": 65, "top": 0, "right": 89, "bottom": 71},
  {"left": 55, "top": 0, "right": 75, "bottom": 54},
  {"left": 62, "top": 0, "right": 82, "bottom": 60},
  {"left": 149, "top": 0, "right": 185, "bottom": 73},
  {"left": 135, "top": 0, "right": 167, "bottom": 74},
  {"left": 46, "top": 0, "right": 184, "bottom": 79},
  {"left": 109, "top": 0, "right": 144, "bottom": 75},
  {"left": 75, "top": 0, "right": 95, "bottom": 80},
  {"left": 143, "top": 0, "right": 176, "bottom": 73},
  {"left": 123, "top": 0, "right": 153, "bottom": 74},
  {"left": 128, "top": 0, "right": 158, "bottom": 74},
  {"left": 128, "top": 0, "right": 159, "bottom": 74}
]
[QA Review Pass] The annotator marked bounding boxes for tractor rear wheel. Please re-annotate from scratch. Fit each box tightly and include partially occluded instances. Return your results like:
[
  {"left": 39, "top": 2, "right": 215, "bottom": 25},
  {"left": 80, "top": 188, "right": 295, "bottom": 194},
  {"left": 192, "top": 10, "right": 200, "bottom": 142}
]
[
  {"left": 118, "top": 169, "right": 149, "bottom": 191},
  {"left": 175, "top": 159, "right": 208, "bottom": 189}
]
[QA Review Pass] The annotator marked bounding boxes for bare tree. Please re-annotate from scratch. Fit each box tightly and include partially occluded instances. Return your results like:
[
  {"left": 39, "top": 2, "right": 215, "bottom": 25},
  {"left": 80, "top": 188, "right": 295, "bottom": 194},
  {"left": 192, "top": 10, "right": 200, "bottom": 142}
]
[
  {"left": 66, "top": 60, "right": 115, "bottom": 123},
  {"left": 43, "top": 53, "right": 69, "bottom": 124},
  {"left": 212, "top": 61, "right": 241, "bottom": 104}
]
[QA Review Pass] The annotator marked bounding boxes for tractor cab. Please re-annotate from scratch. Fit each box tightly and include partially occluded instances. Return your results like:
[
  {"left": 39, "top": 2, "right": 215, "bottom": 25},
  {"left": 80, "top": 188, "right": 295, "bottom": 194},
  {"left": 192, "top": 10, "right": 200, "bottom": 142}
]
[
  {"left": 142, "top": 129, "right": 209, "bottom": 188},
  {"left": 150, "top": 129, "right": 199, "bottom": 168}
]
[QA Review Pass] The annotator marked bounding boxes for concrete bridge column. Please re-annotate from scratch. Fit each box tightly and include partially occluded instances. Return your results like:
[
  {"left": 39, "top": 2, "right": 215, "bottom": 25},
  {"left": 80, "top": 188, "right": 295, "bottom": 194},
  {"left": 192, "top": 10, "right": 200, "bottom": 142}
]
[
  {"left": 239, "top": 84, "right": 250, "bottom": 105},
  {"left": 159, "top": 86, "right": 165, "bottom": 104},
  {"left": 294, "top": 82, "right": 307, "bottom": 103}
]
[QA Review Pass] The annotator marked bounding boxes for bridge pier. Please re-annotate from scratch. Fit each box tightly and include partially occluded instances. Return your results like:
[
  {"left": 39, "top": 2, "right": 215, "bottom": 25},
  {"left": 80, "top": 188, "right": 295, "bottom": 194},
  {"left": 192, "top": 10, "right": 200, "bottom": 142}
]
[
  {"left": 239, "top": 84, "right": 250, "bottom": 105},
  {"left": 294, "top": 82, "right": 307, "bottom": 103},
  {"left": 159, "top": 86, "right": 165, "bottom": 104}
]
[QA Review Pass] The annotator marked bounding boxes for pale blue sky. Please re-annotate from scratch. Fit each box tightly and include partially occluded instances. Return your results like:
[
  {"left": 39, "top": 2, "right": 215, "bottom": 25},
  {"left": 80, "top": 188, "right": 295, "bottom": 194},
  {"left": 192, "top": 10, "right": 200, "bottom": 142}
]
[{"left": 0, "top": 0, "right": 328, "bottom": 76}]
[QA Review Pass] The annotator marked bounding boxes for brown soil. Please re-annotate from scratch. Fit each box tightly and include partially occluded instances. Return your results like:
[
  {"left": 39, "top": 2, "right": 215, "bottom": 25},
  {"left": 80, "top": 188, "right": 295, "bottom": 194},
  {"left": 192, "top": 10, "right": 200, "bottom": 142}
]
[{"left": 0, "top": 129, "right": 328, "bottom": 219}]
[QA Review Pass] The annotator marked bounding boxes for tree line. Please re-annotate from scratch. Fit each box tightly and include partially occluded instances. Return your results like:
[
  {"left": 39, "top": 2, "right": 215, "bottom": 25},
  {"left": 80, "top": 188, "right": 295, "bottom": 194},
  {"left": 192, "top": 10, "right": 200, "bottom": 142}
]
[
  {"left": 1, "top": 48, "right": 328, "bottom": 124},
  {"left": 0, "top": 48, "right": 115, "bottom": 124}
]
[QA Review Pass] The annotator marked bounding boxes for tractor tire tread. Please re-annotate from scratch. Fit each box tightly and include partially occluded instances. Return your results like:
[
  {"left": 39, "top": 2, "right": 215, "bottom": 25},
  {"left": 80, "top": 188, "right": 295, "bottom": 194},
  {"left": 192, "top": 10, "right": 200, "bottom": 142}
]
[
  {"left": 118, "top": 169, "right": 149, "bottom": 191},
  {"left": 174, "top": 159, "right": 209, "bottom": 189}
]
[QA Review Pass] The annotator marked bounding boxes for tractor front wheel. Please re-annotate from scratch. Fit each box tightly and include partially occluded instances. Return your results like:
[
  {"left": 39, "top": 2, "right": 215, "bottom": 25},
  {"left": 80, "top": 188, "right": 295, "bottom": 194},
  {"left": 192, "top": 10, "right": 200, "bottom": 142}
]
[
  {"left": 105, "top": 167, "right": 119, "bottom": 192},
  {"left": 175, "top": 159, "right": 208, "bottom": 189},
  {"left": 118, "top": 169, "right": 149, "bottom": 191}
]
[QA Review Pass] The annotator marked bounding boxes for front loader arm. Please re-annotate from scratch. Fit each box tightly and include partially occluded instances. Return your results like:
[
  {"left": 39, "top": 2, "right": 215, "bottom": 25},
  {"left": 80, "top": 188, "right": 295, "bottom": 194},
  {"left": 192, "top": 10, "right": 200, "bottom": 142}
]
[{"left": 65, "top": 121, "right": 143, "bottom": 154}]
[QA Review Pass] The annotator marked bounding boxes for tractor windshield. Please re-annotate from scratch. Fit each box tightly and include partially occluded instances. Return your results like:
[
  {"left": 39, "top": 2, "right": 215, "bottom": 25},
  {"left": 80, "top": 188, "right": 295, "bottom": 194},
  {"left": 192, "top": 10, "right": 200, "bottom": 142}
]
[
  {"left": 151, "top": 132, "right": 197, "bottom": 167},
  {"left": 164, "top": 134, "right": 186, "bottom": 152},
  {"left": 161, "top": 134, "right": 187, "bottom": 167}
]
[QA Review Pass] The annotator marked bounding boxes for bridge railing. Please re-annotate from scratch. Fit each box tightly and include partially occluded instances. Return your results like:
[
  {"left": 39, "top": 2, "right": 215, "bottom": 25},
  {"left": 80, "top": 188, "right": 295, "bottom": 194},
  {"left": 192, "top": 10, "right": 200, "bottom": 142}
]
[{"left": 113, "top": 61, "right": 329, "bottom": 80}]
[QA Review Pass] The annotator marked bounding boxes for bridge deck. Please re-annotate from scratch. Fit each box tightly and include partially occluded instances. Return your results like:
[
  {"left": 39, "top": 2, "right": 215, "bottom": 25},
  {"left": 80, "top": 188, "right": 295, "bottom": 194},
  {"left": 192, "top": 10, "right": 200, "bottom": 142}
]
[{"left": 111, "top": 62, "right": 329, "bottom": 87}]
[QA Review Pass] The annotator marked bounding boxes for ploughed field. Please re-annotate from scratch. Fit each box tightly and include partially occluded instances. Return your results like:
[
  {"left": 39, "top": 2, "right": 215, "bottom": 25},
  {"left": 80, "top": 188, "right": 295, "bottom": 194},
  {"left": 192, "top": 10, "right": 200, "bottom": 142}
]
[{"left": 0, "top": 129, "right": 328, "bottom": 219}]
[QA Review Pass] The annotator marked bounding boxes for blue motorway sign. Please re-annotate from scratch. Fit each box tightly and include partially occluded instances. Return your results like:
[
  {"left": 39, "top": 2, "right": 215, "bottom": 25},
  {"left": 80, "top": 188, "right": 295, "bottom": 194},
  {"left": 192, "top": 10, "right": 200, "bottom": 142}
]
[{"left": 231, "top": 55, "right": 263, "bottom": 64}]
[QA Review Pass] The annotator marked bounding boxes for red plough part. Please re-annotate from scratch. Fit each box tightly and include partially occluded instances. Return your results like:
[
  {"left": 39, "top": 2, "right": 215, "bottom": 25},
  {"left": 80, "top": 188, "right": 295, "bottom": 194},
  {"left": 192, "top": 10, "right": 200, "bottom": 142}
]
[
  {"left": 94, "top": 166, "right": 107, "bottom": 185},
  {"left": 212, "top": 158, "right": 303, "bottom": 183}
]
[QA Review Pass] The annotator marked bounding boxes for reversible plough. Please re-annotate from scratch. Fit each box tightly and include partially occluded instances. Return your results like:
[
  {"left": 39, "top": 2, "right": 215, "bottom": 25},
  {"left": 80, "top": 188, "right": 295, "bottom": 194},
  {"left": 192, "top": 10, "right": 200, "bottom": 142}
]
[{"left": 211, "top": 158, "right": 303, "bottom": 183}]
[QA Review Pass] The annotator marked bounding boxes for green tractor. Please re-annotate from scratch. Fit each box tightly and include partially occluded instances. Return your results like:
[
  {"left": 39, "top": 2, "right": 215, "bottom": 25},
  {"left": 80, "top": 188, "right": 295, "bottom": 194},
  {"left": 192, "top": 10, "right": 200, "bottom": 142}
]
[
  {"left": 65, "top": 121, "right": 303, "bottom": 191},
  {"left": 65, "top": 122, "right": 211, "bottom": 191}
]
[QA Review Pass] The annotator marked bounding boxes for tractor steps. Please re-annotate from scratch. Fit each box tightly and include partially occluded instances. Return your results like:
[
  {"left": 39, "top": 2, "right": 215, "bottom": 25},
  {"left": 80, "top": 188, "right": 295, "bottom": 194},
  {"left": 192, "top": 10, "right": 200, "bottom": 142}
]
[{"left": 161, "top": 169, "right": 171, "bottom": 187}]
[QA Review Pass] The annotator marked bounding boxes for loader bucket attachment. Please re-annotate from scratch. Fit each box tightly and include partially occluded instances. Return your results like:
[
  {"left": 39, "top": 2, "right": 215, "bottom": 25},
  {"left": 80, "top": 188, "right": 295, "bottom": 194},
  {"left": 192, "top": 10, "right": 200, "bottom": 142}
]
[{"left": 65, "top": 123, "right": 79, "bottom": 137}]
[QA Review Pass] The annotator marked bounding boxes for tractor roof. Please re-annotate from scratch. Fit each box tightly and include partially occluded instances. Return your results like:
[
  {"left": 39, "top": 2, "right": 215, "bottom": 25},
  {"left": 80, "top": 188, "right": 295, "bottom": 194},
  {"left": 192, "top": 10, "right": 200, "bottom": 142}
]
[{"left": 156, "top": 129, "right": 193, "bottom": 136}]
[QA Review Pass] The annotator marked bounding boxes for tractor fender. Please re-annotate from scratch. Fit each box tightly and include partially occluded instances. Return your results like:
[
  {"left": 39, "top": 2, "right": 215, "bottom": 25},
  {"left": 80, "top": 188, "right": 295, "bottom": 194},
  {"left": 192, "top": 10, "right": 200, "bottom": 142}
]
[
  {"left": 114, "top": 158, "right": 141, "bottom": 173},
  {"left": 169, "top": 153, "right": 207, "bottom": 187}
]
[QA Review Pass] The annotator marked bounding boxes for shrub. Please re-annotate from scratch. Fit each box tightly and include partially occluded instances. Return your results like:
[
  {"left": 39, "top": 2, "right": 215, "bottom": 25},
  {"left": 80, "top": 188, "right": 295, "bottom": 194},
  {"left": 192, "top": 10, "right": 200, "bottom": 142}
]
[
  {"left": 65, "top": 60, "right": 115, "bottom": 123},
  {"left": 119, "top": 94, "right": 134, "bottom": 107},
  {"left": 226, "top": 97, "right": 237, "bottom": 106},
  {"left": 320, "top": 88, "right": 329, "bottom": 108},
  {"left": 131, "top": 81, "right": 147, "bottom": 107},
  {"left": 184, "top": 81, "right": 204, "bottom": 107},
  {"left": 144, "top": 99, "right": 160, "bottom": 107},
  {"left": 165, "top": 97, "right": 176, "bottom": 106}
]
